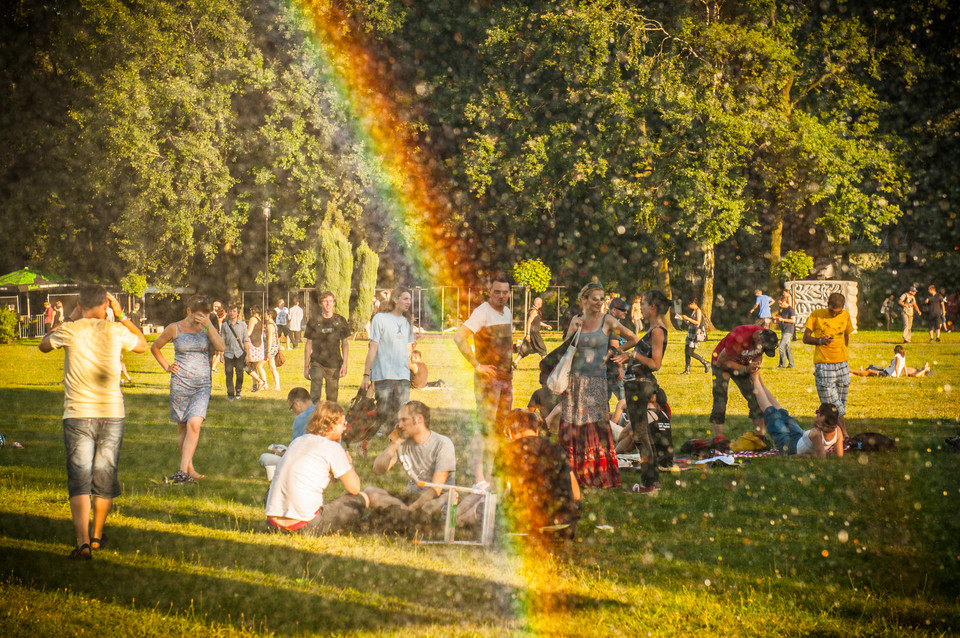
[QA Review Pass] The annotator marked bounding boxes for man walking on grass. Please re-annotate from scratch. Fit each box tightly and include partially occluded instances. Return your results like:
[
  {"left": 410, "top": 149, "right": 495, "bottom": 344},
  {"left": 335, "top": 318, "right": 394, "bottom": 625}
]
[
  {"left": 39, "top": 284, "right": 147, "bottom": 560},
  {"left": 899, "top": 286, "right": 920, "bottom": 343},
  {"left": 221, "top": 302, "right": 250, "bottom": 401}
]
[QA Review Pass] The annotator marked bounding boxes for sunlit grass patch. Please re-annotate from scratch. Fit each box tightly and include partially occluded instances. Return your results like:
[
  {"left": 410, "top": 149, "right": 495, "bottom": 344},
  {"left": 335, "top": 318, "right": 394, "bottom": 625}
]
[{"left": 0, "top": 332, "right": 958, "bottom": 635}]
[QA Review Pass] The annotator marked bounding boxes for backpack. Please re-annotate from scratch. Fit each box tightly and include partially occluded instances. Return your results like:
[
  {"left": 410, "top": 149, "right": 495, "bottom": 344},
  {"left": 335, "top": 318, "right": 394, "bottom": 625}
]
[
  {"left": 342, "top": 387, "right": 378, "bottom": 444},
  {"left": 847, "top": 432, "right": 897, "bottom": 452}
]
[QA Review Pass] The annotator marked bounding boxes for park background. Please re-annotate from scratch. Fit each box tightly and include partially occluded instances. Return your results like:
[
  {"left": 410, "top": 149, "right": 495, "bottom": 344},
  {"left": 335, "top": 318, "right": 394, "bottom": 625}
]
[{"left": 1, "top": 0, "right": 959, "bottom": 636}]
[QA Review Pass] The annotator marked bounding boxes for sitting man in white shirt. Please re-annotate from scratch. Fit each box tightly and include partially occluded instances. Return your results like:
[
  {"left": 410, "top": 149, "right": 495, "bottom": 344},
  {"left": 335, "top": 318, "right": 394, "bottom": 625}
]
[
  {"left": 265, "top": 401, "right": 403, "bottom": 535},
  {"left": 851, "top": 345, "right": 930, "bottom": 378},
  {"left": 371, "top": 400, "right": 456, "bottom": 513}
]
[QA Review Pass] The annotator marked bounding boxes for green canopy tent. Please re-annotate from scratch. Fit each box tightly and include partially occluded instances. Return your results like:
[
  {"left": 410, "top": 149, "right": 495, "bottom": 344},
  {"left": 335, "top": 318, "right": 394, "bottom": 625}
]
[{"left": 0, "top": 268, "right": 78, "bottom": 316}]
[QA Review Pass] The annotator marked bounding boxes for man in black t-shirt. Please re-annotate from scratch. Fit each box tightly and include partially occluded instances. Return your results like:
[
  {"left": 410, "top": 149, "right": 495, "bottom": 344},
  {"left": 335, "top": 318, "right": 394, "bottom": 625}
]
[
  {"left": 303, "top": 292, "right": 351, "bottom": 403},
  {"left": 773, "top": 292, "right": 797, "bottom": 369},
  {"left": 924, "top": 285, "right": 945, "bottom": 342}
]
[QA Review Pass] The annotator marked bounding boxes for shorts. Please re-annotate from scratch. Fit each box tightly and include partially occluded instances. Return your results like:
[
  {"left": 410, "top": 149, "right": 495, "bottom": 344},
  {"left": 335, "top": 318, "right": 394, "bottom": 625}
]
[
  {"left": 926, "top": 314, "right": 943, "bottom": 330},
  {"left": 63, "top": 417, "right": 124, "bottom": 499}
]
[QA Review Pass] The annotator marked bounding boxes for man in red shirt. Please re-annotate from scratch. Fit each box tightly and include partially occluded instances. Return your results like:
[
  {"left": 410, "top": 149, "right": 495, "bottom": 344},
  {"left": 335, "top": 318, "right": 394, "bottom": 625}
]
[{"left": 709, "top": 325, "right": 778, "bottom": 439}]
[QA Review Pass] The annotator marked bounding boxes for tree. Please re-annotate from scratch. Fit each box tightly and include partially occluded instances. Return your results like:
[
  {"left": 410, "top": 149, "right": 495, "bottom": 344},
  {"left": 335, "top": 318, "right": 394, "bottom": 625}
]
[
  {"left": 316, "top": 227, "right": 353, "bottom": 318},
  {"left": 350, "top": 240, "right": 379, "bottom": 333}
]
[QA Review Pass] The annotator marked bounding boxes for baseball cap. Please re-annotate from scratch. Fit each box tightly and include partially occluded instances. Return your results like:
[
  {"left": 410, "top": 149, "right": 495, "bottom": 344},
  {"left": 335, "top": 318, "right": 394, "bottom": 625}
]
[
  {"left": 909, "top": 286, "right": 917, "bottom": 292},
  {"left": 760, "top": 329, "right": 779, "bottom": 357},
  {"left": 610, "top": 297, "right": 628, "bottom": 311}
]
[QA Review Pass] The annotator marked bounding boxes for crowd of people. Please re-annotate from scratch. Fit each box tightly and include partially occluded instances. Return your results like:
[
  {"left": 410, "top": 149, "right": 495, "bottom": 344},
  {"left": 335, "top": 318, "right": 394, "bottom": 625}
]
[{"left": 38, "top": 275, "right": 944, "bottom": 560}]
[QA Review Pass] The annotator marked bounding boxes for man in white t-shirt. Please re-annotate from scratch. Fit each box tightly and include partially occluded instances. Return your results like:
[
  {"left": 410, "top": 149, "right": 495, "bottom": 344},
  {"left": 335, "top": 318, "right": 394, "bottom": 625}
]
[
  {"left": 372, "top": 401, "right": 456, "bottom": 513},
  {"left": 454, "top": 274, "right": 514, "bottom": 436},
  {"left": 287, "top": 297, "right": 304, "bottom": 349},
  {"left": 39, "top": 284, "right": 148, "bottom": 560},
  {"left": 265, "top": 401, "right": 405, "bottom": 534},
  {"left": 360, "top": 288, "right": 415, "bottom": 453}
]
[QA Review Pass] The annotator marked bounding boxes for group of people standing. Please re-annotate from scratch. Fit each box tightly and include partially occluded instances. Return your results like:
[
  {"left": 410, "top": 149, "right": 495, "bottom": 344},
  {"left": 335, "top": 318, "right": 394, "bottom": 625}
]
[{"left": 892, "top": 285, "right": 953, "bottom": 343}]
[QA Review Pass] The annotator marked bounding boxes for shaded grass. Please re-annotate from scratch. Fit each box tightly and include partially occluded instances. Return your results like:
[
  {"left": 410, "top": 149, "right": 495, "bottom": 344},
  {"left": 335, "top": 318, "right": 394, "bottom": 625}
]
[{"left": 0, "top": 330, "right": 958, "bottom": 636}]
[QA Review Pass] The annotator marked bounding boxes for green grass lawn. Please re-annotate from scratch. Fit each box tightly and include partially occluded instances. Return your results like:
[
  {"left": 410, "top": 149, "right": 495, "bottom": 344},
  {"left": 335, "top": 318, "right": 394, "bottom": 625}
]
[{"left": 1, "top": 329, "right": 958, "bottom": 636}]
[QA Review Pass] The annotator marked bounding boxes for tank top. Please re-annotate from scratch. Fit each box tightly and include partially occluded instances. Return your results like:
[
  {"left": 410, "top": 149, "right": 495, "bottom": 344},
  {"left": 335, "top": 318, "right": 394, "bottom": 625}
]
[
  {"left": 796, "top": 426, "right": 840, "bottom": 456},
  {"left": 529, "top": 307, "right": 542, "bottom": 333},
  {"left": 627, "top": 325, "right": 668, "bottom": 380},
  {"left": 570, "top": 325, "right": 609, "bottom": 377}
]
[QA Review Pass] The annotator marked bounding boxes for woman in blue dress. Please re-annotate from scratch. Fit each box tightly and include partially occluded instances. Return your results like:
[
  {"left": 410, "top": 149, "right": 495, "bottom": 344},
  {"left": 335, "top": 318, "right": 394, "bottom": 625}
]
[{"left": 151, "top": 295, "right": 225, "bottom": 484}]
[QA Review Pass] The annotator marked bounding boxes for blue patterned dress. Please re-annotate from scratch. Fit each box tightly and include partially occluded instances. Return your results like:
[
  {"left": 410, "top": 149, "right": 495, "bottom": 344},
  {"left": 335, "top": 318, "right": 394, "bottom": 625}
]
[{"left": 169, "top": 327, "right": 211, "bottom": 423}]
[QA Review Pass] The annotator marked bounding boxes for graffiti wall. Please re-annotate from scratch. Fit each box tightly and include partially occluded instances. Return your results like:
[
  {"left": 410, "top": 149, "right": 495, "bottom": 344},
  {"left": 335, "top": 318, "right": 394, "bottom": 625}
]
[{"left": 786, "top": 280, "right": 859, "bottom": 332}]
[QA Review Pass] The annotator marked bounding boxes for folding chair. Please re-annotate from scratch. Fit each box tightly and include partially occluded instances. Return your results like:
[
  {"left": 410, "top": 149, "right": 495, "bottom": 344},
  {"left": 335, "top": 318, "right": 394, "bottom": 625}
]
[{"left": 412, "top": 481, "right": 498, "bottom": 547}]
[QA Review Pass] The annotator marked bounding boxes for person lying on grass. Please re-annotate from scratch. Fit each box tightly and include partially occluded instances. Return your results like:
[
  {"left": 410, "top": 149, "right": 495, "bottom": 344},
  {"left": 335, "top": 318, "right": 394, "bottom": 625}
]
[
  {"left": 851, "top": 345, "right": 930, "bottom": 378},
  {"left": 371, "top": 400, "right": 456, "bottom": 514},
  {"left": 751, "top": 375, "right": 846, "bottom": 458},
  {"left": 265, "top": 400, "right": 404, "bottom": 535}
]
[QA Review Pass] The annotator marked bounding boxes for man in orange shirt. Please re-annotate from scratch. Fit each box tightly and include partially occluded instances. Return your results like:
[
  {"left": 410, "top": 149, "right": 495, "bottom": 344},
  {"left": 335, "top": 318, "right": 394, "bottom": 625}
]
[{"left": 802, "top": 292, "right": 854, "bottom": 432}]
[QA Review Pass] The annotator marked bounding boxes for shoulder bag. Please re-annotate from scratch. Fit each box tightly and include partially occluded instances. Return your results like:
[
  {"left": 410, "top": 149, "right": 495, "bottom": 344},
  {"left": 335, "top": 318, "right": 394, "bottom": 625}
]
[{"left": 546, "top": 327, "right": 581, "bottom": 394}]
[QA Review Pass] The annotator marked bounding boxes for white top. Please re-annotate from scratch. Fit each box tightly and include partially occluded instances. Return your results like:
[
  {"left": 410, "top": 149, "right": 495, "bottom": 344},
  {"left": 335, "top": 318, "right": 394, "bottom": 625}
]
[
  {"left": 48, "top": 318, "right": 141, "bottom": 419},
  {"left": 288, "top": 305, "right": 304, "bottom": 331},
  {"left": 884, "top": 352, "right": 906, "bottom": 378},
  {"left": 264, "top": 434, "right": 352, "bottom": 522},
  {"left": 462, "top": 301, "right": 512, "bottom": 335},
  {"left": 796, "top": 427, "right": 840, "bottom": 456},
  {"left": 369, "top": 312, "right": 414, "bottom": 381}
]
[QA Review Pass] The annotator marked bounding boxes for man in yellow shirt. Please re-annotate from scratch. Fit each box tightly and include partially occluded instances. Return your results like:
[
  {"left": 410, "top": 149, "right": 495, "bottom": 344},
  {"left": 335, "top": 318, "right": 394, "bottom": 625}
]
[{"left": 802, "top": 292, "right": 854, "bottom": 432}]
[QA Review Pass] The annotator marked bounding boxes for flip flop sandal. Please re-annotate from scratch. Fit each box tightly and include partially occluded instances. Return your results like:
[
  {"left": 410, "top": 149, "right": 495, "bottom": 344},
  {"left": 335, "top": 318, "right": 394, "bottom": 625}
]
[{"left": 68, "top": 544, "right": 92, "bottom": 560}]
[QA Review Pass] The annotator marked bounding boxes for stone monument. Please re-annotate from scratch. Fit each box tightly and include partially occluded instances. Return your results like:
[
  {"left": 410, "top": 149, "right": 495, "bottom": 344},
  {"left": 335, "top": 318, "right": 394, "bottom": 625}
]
[{"left": 786, "top": 280, "right": 859, "bottom": 332}]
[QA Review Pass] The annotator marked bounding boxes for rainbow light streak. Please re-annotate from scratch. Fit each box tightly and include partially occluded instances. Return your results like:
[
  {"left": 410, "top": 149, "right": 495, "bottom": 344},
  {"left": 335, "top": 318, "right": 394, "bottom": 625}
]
[
  {"left": 288, "top": 2, "right": 567, "bottom": 627},
  {"left": 290, "top": 0, "right": 478, "bottom": 289}
]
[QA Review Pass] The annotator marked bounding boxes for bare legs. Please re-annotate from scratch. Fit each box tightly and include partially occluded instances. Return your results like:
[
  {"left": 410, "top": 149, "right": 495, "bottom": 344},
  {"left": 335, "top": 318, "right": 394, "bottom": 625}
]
[
  {"left": 250, "top": 361, "right": 266, "bottom": 390},
  {"left": 177, "top": 416, "right": 205, "bottom": 479},
  {"left": 69, "top": 495, "right": 112, "bottom": 552},
  {"left": 751, "top": 374, "right": 780, "bottom": 413},
  {"left": 267, "top": 356, "right": 280, "bottom": 390}
]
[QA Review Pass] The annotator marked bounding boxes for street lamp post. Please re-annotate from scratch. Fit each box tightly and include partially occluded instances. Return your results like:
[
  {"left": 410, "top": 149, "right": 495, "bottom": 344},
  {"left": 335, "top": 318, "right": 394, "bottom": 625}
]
[{"left": 264, "top": 203, "right": 271, "bottom": 311}]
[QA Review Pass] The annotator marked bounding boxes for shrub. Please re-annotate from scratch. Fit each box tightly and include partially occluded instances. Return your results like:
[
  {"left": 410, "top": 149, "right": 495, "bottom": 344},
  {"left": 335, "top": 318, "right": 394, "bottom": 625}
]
[
  {"left": 773, "top": 250, "right": 814, "bottom": 282},
  {"left": 513, "top": 258, "right": 551, "bottom": 293},
  {"left": 0, "top": 308, "right": 17, "bottom": 344}
]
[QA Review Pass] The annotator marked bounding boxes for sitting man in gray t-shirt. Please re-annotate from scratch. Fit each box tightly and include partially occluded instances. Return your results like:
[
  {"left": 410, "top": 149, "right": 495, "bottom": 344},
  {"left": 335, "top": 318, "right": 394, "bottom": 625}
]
[{"left": 372, "top": 400, "right": 456, "bottom": 513}]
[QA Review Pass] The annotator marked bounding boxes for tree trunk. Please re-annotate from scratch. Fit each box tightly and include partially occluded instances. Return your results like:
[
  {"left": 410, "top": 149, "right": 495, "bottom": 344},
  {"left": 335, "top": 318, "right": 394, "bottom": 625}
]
[
  {"left": 701, "top": 242, "right": 716, "bottom": 331},
  {"left": 655, "top": 241, "right": 673, "bottom": 331},
  {"left": 769, "top": 205, "right": 784, "bottom": 292}
]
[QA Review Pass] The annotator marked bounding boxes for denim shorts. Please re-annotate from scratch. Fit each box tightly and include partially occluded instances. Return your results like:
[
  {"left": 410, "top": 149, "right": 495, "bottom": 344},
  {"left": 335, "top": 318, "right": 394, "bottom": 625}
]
[{"left": 63, "top": 418, "right": 124, "bottom": 499}]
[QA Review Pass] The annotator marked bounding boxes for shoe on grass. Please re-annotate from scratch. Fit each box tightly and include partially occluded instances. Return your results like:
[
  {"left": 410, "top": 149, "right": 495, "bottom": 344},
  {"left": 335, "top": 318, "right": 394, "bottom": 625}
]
[
  {"left": 166, "top": 470, "right": 195, "bottom": 485},
  {"left": 625, "top": 482, "right": 660, "bottom": 495},
  {"left": 68, "top": 544, "right": 92, "bottom": 560}
]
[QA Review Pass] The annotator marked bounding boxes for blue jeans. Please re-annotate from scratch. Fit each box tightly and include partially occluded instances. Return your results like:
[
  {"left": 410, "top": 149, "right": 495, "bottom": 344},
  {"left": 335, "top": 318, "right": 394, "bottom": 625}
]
[
  {"left": 63, "top": 418, "right": 124, "bottom": 499},
  {"left": 368, "top": 379, "right": 410, "bottom": 441},
  {"left": 762, "top": 407, "right": 802, "bottom": 455}
]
